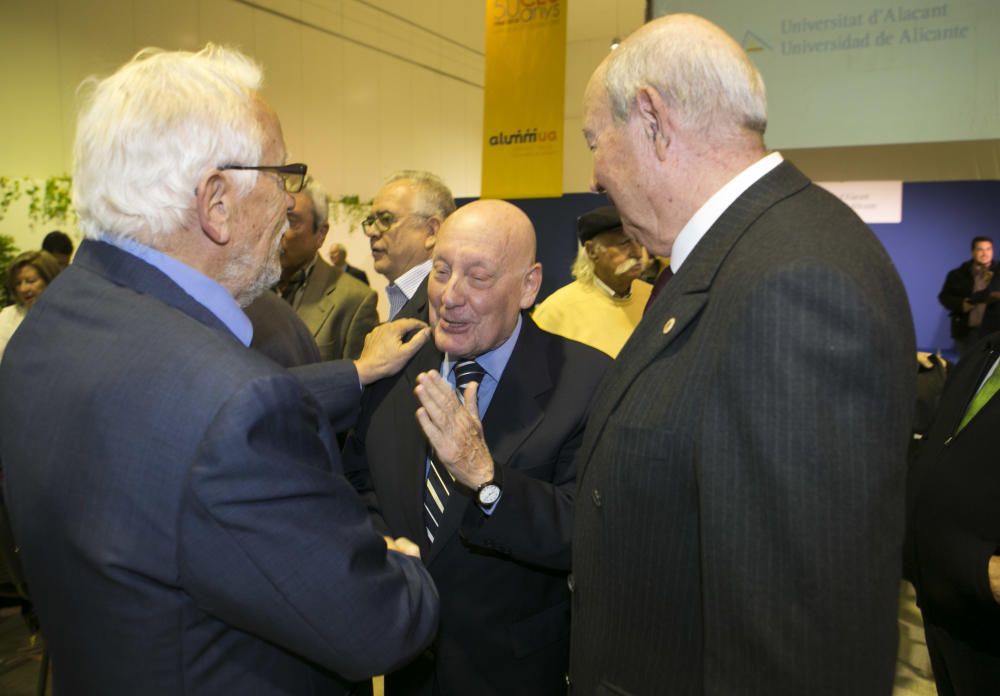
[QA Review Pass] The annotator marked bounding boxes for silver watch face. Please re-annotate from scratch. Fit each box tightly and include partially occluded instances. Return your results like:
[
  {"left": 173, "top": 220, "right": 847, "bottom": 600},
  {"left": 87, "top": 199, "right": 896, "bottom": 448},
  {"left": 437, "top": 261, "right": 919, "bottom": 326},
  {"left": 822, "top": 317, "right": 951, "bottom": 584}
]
[{"left": 478, "top": 483, "right": 501, "bottom": 505}]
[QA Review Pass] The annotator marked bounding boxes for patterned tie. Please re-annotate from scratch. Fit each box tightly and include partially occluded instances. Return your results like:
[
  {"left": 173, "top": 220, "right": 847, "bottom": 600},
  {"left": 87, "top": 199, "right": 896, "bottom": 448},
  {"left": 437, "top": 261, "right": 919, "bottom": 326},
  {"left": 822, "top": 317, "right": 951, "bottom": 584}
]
[
  {"left": 424, "top": 360, "right": 486, "bottom": 542},
  {"left": 956, "top": 358, "right": 1000, "bottom": 432}
]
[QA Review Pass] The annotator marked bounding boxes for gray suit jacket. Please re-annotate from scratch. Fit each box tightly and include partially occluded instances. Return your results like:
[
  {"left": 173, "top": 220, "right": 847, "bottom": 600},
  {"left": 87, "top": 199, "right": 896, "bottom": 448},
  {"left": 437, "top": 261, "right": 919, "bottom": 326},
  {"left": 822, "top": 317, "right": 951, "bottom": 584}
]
[
  {"left": 569, "top": 161, "right": 916, "bottom": 695},
  {"left": 295, "top": 257, "right": 378, "bottom": 361}
]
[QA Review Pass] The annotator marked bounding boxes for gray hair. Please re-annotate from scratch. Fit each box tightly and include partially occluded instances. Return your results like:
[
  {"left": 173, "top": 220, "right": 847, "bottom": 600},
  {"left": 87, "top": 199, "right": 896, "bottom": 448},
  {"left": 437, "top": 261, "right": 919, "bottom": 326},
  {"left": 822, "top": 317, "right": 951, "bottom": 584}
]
[
  {"left": 302, "top": 176, "right": 330, "bottom": 230},
  {"left": 384, "top": 170, "right": 456, "bottom": 221},
  {"left": 570, "top": 245, "right": 596, "bottom": 284},
  {"left": 73, "top": 44, "right": 264, "bottom": 246},
  {"left": 604, "top": 14, "right": 767, "bottom": 138}
]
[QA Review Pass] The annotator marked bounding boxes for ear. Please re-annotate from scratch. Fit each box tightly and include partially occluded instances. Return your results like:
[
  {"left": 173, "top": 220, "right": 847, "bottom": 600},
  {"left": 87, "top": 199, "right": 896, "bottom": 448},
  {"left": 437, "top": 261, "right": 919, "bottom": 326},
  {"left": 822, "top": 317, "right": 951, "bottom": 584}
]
[
  {"left": 315, "top": 221, "right": 330, "bottom": 247},
  {"left": 635, "top": 86, "right": 671, "bottom": 163},
  {"left": 196, "top": 171, "right": 233, "bottom": 245},
  {"left": 424, "top": 216, "right": 441, "bottom": 250},
  {"left": 584, "top": 240, "right": 599, "bottom": 261},
  {"left": 519, "top": 262, "right": 543, "bottom": 309}
]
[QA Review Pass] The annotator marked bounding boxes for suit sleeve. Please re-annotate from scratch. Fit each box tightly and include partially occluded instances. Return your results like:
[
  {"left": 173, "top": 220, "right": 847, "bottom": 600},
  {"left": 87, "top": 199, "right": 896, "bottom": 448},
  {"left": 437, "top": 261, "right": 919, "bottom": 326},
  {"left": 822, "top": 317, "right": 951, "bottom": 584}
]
[
  {"left": 178, "top": 373, "right": 437, "bottom": 680},
  {"left": 289, "top": 360, "right": 362, "bottom": 432},
  {"left": 341, "top": 386, "right": 392, "bottom": 536},
  {"left": 343, "top": 290, "right": 379, "bottom": 361},
  {"left": 700, "top": 260, "right": 913, "bottom": 694}
]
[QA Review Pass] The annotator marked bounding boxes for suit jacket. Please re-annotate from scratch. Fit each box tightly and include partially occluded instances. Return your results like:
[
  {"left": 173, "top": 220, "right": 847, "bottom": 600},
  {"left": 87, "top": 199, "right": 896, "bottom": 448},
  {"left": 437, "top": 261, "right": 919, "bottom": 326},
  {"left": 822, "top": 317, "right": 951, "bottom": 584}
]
[
  {"left": 938, "top": 259, "right": 1000, "bottom": 339},
  {"left": 569, "top": 161, "right": 916, "bottom": 695},
  {"left": 343, "top": 315, "right": 610, "bottom": 694},
  {"left": 904, "top": 332, "right": 1000, "bottom": 655},
  {"left": 245, "top": 289, "right": 321, "bottom": 367},
  {"left": 344, "top": 263, "right": 369, "bottom": 285},
  {"left": 0, "top": 240, "right": 438, "bottom": 695},
  {"left": 294, "top": 257, "right": 378, "bottom": 361}
]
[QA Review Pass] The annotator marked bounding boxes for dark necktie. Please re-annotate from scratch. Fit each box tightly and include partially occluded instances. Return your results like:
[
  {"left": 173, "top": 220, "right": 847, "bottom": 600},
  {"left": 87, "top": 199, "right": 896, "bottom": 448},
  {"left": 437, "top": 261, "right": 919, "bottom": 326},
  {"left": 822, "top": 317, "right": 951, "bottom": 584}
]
[
  {"left": 424, "top": 359, "right": 486, "bottom": 542},
  {"left": 644, "top": 266, "right": 673, "bottom": 315},
  {"left": 279, "top": 268, "right": 306, "bottom": 306}
]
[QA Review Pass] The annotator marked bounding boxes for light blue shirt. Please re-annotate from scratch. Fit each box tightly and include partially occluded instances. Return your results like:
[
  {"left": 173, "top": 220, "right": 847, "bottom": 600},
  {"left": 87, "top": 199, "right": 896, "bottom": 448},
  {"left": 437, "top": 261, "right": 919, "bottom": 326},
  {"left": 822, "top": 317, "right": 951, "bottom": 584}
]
[{"left": 98, "top": 234, "right": 253, "bottom": 346}]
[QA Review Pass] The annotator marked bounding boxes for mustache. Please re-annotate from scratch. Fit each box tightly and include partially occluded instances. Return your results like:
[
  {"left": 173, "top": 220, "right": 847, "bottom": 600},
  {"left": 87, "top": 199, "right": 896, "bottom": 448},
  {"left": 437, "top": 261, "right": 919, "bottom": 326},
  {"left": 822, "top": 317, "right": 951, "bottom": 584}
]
[{"left": 614, "top": 257, "right": 642, "bottom": 276}]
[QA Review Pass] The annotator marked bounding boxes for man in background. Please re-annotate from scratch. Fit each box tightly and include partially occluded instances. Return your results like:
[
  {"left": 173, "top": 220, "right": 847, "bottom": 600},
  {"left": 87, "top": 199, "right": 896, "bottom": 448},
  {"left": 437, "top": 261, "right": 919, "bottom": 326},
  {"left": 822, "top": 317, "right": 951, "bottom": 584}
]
[
  {"left": 533, "top": 205, "right": 651, "bottom": 357},
  {"left": 330, "top": 241, "right": 369, "bottom": 285},
  {"left": 939, "top": 236, "right": 1000, "bottom": 357},
  {"left": 364, "top": 170, "right": 455, "bottom": 320},
  {"left": 345, "top": 199, "right": 610, "bottom": 694},
  {"left": 570, "top": 14, "right": 915, "bottom": 695},
  {"left": 41, "top": 230, "right": 73, "bottom": 268},
  {"left": 277, "top": 177, "right": 378, "bottom": 360},
  {"left": 0, "top": 44, "right": 437, "bottom": 694}
]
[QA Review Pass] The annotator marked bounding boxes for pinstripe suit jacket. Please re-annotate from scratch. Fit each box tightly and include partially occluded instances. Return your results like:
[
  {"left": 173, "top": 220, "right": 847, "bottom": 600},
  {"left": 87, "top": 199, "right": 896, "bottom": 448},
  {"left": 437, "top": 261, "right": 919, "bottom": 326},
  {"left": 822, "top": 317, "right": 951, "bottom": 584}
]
[{"left": 569, "top": 161, "right": 915, "bottom": 695}]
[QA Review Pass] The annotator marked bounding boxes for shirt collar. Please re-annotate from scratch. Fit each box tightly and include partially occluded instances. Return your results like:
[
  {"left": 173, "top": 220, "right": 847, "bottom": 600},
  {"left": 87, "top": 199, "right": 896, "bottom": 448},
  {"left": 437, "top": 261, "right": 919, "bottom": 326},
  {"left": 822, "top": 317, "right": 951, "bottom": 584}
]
[
  {"left": 389, "top": 259, "right": 432, "bottom": 301},
  {"left": 98, "top": 233, "right": 253, "bottom": 346},
  {"left": 670, "top": 152, "right": 783, "bottom": 273}
]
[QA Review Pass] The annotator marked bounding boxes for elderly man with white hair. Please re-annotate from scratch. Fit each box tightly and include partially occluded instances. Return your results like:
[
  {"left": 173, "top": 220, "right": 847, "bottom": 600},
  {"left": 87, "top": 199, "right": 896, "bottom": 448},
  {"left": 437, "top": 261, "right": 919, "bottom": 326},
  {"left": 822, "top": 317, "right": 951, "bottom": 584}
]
[
  {"left": 533, "top": 205, "right": 651, "bottom": 357},
  {"left": 0, "top": 45, "right": 438, "bottom": 694},
  {"left": 569, "top": 14, "right": 915, "bottom": 695}
]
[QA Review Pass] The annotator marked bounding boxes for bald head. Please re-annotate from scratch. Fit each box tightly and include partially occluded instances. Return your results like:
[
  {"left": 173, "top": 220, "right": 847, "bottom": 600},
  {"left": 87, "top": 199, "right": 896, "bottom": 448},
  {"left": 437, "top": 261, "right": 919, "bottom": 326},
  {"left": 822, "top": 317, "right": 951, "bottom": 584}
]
[{"left": 429, "top": 200, "right": 542, "bottom": 358}]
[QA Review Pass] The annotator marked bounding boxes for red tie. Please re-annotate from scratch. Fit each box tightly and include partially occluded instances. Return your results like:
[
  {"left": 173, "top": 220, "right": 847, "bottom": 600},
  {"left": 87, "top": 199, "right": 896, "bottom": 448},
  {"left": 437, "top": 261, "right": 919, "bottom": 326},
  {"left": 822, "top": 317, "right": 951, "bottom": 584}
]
[{"left": 644, "top": 266, "right": 673, "bottom": 315}]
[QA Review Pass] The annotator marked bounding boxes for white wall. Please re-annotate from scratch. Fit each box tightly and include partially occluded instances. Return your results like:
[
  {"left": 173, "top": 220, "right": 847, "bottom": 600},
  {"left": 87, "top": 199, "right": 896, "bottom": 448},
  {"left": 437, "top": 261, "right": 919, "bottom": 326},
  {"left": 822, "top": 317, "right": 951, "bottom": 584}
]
[{"left": 0, "top": 0, "right": 645, "bottom": 316}]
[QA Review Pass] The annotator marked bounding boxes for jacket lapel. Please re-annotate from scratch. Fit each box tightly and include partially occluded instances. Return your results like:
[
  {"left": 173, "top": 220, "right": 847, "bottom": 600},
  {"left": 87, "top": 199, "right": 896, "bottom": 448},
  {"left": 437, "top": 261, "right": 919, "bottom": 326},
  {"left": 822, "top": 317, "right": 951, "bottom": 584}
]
[
  {"left": 577, "top": 161, "right": 812, "bottom": 480},
  {"left": 295, "top": 259, "right": 339, "bottom": 336}
]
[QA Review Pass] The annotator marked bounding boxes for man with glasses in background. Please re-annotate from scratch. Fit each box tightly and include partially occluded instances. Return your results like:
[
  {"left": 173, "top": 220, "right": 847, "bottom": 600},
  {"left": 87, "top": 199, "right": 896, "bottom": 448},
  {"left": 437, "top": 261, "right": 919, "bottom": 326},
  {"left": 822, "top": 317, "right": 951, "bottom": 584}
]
[
  {"left": 363, "top": 170, "right": 456, "bottom": 321},
  {"left": 0, "top": 45, "right": 438, "bottom": 694}
]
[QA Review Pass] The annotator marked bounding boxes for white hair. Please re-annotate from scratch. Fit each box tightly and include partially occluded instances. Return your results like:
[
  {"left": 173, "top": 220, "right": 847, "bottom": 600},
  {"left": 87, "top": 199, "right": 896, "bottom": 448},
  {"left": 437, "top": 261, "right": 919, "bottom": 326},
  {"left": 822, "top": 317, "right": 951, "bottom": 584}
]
[
  {"left": 384, "top": 170, "right": 456, "bottom": 220},
  {"left": 604, "top": 15, "right": 767, "bottom": 138},
  {"left": 570, "top": 245, "right": 596, "bottom": 284},
  {"left": 73, "top": 44, "right": 264, "bottom": 246}
]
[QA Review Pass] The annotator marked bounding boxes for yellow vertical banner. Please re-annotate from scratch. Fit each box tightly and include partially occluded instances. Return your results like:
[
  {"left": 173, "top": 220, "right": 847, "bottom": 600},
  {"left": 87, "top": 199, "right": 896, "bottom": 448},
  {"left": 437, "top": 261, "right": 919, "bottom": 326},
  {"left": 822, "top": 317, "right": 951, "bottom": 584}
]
[{"left": 481, "top": 0, "right": 567, "bottom": 199}]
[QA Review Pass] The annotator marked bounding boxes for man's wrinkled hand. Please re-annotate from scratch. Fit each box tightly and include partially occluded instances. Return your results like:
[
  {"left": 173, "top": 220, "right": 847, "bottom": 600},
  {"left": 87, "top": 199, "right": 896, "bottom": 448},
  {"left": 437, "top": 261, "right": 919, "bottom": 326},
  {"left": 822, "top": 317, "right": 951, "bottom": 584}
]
[
  {"left": 384, "top": 536, "right": 422, "bottom": 559},
  {"left": 354, "top": 319, "right": 430, "bottom": 385},
  {"left": 414, "top": 370, "right": 494, "bottom": 489}
]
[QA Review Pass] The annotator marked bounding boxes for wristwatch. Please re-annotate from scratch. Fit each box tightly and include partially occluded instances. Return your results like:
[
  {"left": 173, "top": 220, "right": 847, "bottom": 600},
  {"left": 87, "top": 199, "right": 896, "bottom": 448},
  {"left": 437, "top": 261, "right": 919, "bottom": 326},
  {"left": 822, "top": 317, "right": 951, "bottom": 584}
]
[{"left": 475, "top": 466, "right": 503, "bottom": 508}]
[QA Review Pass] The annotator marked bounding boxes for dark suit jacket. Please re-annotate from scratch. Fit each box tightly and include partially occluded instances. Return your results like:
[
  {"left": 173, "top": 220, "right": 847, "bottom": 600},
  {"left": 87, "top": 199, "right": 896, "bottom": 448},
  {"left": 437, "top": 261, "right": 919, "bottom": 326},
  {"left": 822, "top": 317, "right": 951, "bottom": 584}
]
[
  {"left": 0, "top": 240, "right": 438, "bottom": 695},
  {"left": 905, "top": 332, "right": 1000, "bottom": 655},
  {"left": 938, "top": 259, "right": 1000, "bottom": 339},
  {"left": 569, "top": 161, "right": 916, "bottom": 695},
  {"left": 344, "top": 315, "right": 610, "bottom": 694},
  {"left": 394, "top": 276, "right": 429, "bottom": 322},
  {"left": 344, "top": 263, "right": 369, "bottom": 285},
  {"left": 295, "top": 257, "right": 378, "bottom": 361},
  {"left": 245, "top": 290, "right": 321, "bottom": 367}
]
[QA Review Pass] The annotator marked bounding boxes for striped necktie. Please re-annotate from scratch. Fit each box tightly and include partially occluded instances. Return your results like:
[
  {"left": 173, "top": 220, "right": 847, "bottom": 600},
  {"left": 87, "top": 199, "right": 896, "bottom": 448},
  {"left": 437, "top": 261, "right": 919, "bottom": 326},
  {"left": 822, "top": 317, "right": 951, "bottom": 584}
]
[{"left": 424, "top": 360, "right": 486, "bottom": 542}]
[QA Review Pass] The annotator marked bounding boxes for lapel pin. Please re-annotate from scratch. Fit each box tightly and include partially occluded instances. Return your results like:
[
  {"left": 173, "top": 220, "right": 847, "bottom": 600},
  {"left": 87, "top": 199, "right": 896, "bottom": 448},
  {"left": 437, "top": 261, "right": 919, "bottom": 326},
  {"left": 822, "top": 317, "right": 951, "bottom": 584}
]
[{"left": 662, "top": 317, "right": 676, "bottom": 335}]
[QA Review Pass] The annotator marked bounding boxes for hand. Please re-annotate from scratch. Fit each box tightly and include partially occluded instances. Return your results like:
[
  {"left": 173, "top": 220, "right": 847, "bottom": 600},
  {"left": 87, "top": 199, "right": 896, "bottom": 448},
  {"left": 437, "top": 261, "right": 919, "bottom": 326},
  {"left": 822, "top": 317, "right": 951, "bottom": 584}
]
[
  {"left": 414, "top": 370, "right": 494, "bottom": 489},
  {"left": 354, "top": 319, "right": 430, "bottom": 385},
  {"left": 962, "top": 299, "right": 975, "bottom": 313},
  {"left": 384, "top": 536, "right": 422, "bottom": 559},
  {"left": 989, "top": 556, "right": 1000, "bottom": 604}
]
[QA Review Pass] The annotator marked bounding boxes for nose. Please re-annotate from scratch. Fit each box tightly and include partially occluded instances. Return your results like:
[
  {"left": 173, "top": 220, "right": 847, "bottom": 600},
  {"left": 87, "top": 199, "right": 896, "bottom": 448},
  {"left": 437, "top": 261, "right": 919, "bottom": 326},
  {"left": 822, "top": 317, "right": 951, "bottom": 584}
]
[{"left": 439, "top": 275, "right": 464, "bottom": 308}]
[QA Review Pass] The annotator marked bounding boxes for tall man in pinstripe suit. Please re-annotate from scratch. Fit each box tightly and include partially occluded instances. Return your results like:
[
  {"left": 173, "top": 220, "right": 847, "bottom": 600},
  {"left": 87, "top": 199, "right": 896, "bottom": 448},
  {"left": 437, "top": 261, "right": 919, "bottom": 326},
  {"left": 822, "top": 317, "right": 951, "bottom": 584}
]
[{"left": 569, "top": 14, "right": 916, "bottom": 695}]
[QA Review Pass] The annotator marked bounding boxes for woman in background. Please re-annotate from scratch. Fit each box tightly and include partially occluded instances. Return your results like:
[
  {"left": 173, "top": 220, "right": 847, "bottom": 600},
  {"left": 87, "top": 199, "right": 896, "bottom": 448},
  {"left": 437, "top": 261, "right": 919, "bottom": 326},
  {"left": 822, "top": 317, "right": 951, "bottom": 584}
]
[{"left": 0, "top": 250, "right": 62, "bottom": 362}]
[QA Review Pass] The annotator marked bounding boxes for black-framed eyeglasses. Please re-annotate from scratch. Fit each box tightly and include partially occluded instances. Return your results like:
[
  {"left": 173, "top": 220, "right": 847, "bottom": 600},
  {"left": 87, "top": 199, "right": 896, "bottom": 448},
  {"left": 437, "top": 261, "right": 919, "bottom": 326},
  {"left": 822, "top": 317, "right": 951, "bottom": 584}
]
[
  {"left": 218, "top": 163, "right": 308, "bottom": 193},
  {"left": 361, "top": 210, "right": 431, "bottom": 234}
]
